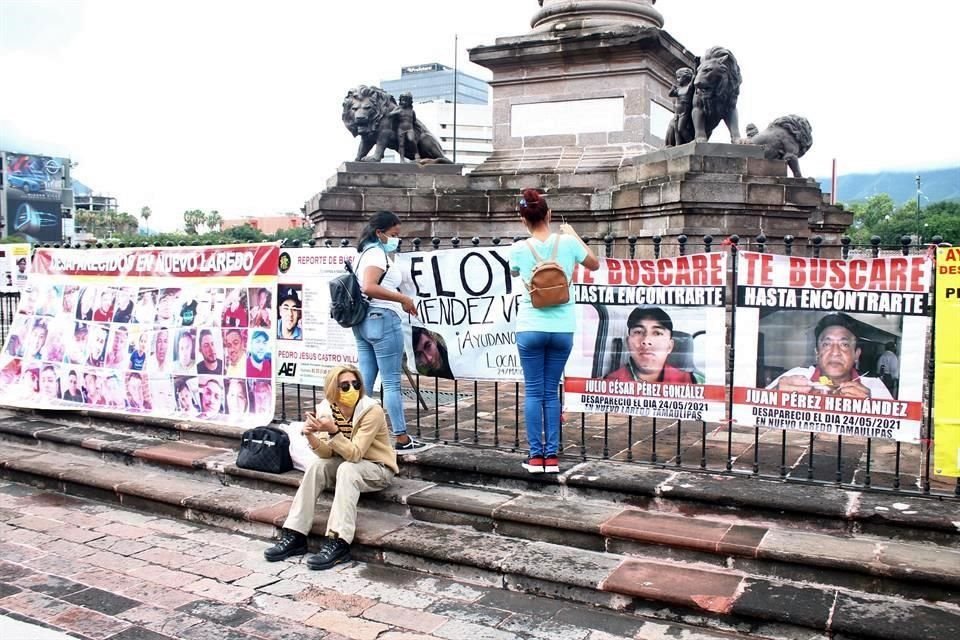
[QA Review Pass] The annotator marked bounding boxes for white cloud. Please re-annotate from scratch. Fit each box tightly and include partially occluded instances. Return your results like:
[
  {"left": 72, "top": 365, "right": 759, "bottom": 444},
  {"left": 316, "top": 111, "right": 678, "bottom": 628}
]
[{"left": 1, "top": 0, "right": 957, "bottom": 231}]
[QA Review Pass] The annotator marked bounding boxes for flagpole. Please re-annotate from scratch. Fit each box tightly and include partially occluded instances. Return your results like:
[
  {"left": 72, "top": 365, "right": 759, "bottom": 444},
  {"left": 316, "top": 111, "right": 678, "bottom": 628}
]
[{"left": 453, "top": 34, "right": 459, "bottom": 164}]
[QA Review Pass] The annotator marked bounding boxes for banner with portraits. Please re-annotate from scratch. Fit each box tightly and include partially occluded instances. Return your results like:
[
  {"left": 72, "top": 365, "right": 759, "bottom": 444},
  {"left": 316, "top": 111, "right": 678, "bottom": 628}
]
[
  {"left": 732, "top": 252, "right": 932, "bottom": 443},
  {"left": 396, "top": 247, "right": 523, "bottom": 381},
  {"left": 562, "top": 253, "right": 728, "bottom": 421},
  {"left": 934, "top": 247, "right": 960, "bottom": 476},
  {"left": 275, "top": 247, "right": 360, "bottom": 387},
  {"left": 0, "top": 244, "right": 279, "bottom": 428}
]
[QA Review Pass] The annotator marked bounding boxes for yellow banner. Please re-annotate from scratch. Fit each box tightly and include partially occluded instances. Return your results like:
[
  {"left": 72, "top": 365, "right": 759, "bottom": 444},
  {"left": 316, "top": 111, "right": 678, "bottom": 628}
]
[{"left": 934, "top": 247, "right": 960, "bottom": 477}]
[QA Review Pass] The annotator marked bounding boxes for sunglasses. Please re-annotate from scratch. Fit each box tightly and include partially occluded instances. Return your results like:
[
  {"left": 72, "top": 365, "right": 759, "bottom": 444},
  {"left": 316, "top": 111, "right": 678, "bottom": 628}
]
[{"left": 338, "top": 380, "right": 361, "bottom": 392}]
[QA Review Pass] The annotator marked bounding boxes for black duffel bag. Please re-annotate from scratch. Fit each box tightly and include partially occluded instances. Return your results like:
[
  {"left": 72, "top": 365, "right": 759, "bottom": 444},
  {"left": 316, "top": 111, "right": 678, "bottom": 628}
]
[{"left": 236, "top": 426, "right": 293, "bottom": 474}]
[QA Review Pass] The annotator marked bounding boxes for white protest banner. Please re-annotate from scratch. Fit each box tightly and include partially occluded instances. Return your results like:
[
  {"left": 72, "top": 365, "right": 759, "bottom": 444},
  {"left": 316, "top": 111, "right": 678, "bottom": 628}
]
[
  {"left": 732, "top": 252, "right": 931, "bottom": 443},
  {"left": 275, "top": 247, "right": 360, "bottom": 387},
  {"left": 397, "top": 247, "right": 523, "bottom": 381},
  {"left": 0, "top": 244, "right": 279, "bottom": 428},
  {"left": 563, "top": 253, "right": 728, "bottom": 422},
  {"left": 0, "top": 243, "right": 31, "bottom": 293}
]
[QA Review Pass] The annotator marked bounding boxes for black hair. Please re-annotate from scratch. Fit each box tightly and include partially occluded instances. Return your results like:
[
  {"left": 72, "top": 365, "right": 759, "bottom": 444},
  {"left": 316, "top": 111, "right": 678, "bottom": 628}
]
[{"left": 357, "top": 211, "right": 402, "bottom": 252}]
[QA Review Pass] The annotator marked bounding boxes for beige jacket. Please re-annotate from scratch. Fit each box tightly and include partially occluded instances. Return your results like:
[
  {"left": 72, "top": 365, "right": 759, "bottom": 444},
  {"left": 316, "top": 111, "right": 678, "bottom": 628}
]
[{"left": 310, "top": 396, "right": 399, "bottom": 474}]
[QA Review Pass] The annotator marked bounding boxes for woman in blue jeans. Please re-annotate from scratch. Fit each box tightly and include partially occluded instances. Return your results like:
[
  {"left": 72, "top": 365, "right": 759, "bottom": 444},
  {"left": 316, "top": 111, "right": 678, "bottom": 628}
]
[
  {"left": 509, "top": 189, "right": 599, "bottom": 473},
  {"left": 354, "top": 211, "right": 427, "bottom": 454}
]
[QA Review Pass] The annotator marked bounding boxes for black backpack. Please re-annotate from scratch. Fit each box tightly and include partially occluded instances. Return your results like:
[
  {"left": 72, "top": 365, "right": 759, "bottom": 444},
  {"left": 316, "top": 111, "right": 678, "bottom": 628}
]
[
  {"left": 329, "top": 259, "right": 368, "bottom": 328},
  {"left": 236, "top": 426, "right": 293, "bottom": 474},
  {"left": 329, "top": 248, "right": 385, "bottom": 328}
]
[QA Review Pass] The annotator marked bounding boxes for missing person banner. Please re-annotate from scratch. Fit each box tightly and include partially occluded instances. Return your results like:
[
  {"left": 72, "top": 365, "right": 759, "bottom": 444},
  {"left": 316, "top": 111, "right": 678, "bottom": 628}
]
[
  {"left": 0, "top": 243, "right": 32, "bottom": 292},
  {"left": 732, "top": 252, "right": 931, "bottom": 443},
  {"left": 397, "top": 247, "right": 522, "bottom": 381},
  {"left": 0, "top": 244, "right": 279, "bottom": 428},
  {"left": 563, "top": 253, "right": 728, "bottom": 421},
  {"left": 275, "top": 247, "right": 359, "bottom": 387},
  {"left": 934, "top": 247, "right": 960, "bottom": 477}
]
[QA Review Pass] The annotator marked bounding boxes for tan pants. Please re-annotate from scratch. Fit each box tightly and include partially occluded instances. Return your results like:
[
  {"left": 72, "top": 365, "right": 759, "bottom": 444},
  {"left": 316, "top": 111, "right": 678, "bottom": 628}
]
[{"left": 282, "top": 456, "right": 394, "bottom": 544}]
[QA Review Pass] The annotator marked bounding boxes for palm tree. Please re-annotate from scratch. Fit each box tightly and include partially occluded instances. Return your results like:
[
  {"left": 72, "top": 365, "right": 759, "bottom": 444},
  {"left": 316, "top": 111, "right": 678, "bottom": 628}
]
[
  {"left": 206, "top": 210, "right": 223, "bottom": 233},
  {"left": 140, "top": 206, "right": 152, "bottom": 231}
]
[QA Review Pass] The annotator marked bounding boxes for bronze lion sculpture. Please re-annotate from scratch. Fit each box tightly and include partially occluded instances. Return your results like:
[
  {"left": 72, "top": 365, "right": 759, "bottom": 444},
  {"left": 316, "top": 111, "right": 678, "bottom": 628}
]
[
  {"left": 341, "top": 85, "right": 451, "bottom": 164},
  {"left": 741, "top": 115, "right": 813, "bottom": 177},
  {"left": 670, "top": 46, "right": 743, "bottom": 145}
]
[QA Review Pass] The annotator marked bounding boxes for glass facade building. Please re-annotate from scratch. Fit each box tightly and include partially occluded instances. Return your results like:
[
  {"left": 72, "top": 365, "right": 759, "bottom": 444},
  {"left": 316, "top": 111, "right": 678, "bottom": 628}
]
[{"left": 381, "top": 63, "right": 488, "bottom": 105}]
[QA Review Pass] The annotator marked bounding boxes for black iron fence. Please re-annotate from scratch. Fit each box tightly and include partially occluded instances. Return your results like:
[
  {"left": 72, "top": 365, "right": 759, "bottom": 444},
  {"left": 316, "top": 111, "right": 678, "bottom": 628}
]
[{"left": 3, "top": 234, "right": 956, "bottom": 499}]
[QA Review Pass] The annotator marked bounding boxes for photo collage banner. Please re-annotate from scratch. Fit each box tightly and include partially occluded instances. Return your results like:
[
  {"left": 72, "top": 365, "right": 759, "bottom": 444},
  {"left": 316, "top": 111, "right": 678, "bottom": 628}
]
[{"left": 0, "top": 244, "right": 280, "bottom": 428}]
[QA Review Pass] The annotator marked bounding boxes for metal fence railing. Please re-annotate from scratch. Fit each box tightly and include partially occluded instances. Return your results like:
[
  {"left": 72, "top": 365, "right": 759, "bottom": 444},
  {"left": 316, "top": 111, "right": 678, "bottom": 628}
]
[{"left": 3, "top": 234, "right": 956, "bottom": 499}]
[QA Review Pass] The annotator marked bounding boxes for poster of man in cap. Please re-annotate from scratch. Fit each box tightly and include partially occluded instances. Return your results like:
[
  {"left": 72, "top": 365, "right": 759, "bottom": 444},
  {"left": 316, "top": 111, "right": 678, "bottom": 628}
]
[
  {"left": 731, "top": 251, "right": 932, "bottom": 443},
  {"left": 0, "top": 244, "right": 31, "bottom": 293},
  {"left": 563, "top": 252, "right": 728, "bottom": 422}
]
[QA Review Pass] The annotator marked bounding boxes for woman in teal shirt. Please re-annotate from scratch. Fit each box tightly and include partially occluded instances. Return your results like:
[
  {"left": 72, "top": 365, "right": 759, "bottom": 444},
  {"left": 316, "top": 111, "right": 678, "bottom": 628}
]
[{"left": 509, "top": 189, "right": 599, "bottom": 473}]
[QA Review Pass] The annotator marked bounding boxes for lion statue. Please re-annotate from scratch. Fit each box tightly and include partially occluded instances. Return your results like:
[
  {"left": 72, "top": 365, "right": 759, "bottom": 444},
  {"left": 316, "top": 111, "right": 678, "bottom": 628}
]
[
  {"left": 341, "top": 85, "right": 451, "bottom": 164},
  {"left": 671, "top": 46, "right": 743, "bottom": 145},
  {"left": 741, "top": 115, "right": 813, "bottom": 177}
]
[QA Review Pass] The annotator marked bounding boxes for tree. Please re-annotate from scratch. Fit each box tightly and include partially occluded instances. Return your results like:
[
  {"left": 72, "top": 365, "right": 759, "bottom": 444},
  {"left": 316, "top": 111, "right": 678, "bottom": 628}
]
[
  {"left": 183, "top": 209, "right": 207, "bottom": 234},
  {"left": 140, "top": 206, "right": 152, "bottom": 229},
  {"left": 206, "top": 210, "right": 223, "bottom": 232},
  {"left": 225, "top": 224, "right": 267, "bottom": 243},
  {"left": 845, "top": 195, "right": 959, "bottom": 245}
]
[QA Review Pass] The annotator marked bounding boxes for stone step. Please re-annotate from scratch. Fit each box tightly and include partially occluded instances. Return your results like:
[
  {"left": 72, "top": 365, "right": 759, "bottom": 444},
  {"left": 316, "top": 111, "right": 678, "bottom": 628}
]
[
  {"left": 1, "top": 441, "right": 959, "bottom": 640},
  {"left": 2, "top": 412, "right": 959, "bottom": 604}
]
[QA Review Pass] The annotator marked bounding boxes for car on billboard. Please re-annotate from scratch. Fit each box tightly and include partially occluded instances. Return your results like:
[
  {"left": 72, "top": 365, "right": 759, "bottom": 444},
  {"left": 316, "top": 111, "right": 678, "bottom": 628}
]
[{"left": 9, "top": 172, "right": 48, "bottom": 193}]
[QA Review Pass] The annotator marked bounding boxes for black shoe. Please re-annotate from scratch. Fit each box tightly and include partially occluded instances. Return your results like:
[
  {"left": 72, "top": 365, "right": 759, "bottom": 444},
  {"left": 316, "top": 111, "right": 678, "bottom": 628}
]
[
  {"left": 307, "top": 537, "right": 351, "bottom": 570},
  {"left": 394, "top": 434, "right": 433, "bottom": 455},
  {"left": 263, "top": 529, "right": 307, "bottom": 562}
]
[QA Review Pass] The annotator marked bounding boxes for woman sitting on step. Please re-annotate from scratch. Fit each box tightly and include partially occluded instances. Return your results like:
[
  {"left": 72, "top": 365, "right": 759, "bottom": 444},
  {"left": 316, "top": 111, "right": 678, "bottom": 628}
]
[{"left": 263, "top": 365, "right": 398, "bottom": 570}]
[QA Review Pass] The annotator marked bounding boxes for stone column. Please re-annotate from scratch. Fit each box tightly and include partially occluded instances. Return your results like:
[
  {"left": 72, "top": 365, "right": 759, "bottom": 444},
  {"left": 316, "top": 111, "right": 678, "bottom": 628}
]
[{"left": 531, "top": 0, "right": 664, "bottom": 32}]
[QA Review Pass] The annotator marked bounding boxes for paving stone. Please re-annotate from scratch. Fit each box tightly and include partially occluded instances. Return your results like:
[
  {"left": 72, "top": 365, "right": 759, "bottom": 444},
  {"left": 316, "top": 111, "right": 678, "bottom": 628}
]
[
  {"left": 133, "top": 547, "right": 198, "bottom": 569},
  {"left": 717, "top": 524, "right": 768, "bottom": 557},
  {"left": 0, "top": 582, "right": 23, "bottom": 598},
  {"left": 178, "top": 620, "right": 263, "bottom": 640},
  {"left": 0, "top": 559, "right": 36, "bottom": 582},
  {"left": 183, "top": 578, "right": 255, "bottom": 604},
  {"left": 236, "top": 614, "right": 320, "bottom": 640},
  {"left": 46, "top": 524, "right": 107, "bottom": 544},
  {"left": 182, "top": 559, "right": 252, "bottom": 583},
  {"left": 71, "top": 568, "right": 144, "bottom": 594},
  {"left": 117, "top": 582, "right": 199, "bottom": 610},
  {"left": 118, "top": 605, "right": 205, "bottom": 637},
  {"left": 379, "top": 522, "right": 527, "bottom": 572},
  {"left": 353, "top": 509, "right": 413, "bottom": 545},
  {"left": 506, "top": 540, "right": 623, "bottom": 590},
  {"left": 600, "top": 510, "right": 732, "bottom": 553},
  {"left": 61, "top": 587, "right": 141, "bottom": 616},
  {"left": 245, "top": 499, "right": 293, "bottom": 526},
  {"left": 176, "top": 599, "right": 257, "bottom": 627},
  {"left": 356, "top": 582, "right": 436, "bottom": 609},
  {"left": 295, "top": 586, "right": 376, "bottom": 615},
  {"left": 231, "top": 572, "right": 279, "bottom": 590},
  {"left": 305, "top": 609, "right": 389, "bottom": 640},
  {"left": 141, "top": 518, "right": 199, "bottom": 536},
  {"left": 425, "top": 599, "right": 510, "bottom": 627},
  {"left": 434, "top": 618, "right": 522, "bottom": 640},
  {"left": 363, "top": 602, "right": 448, "bottom": 633},
  {"left": 601, "top": 560, "right": 743, "bottom": 613},
  {"left": 407, "top": 484, "right": 516, "bottom": 517},
  {"left": 83, "top": 550, "right": 150, "bottom": 573},
  {"left": 138, "top": 533, "right": 200, "bottom": 553},
  {"left": 410, "top": 576, "right": 487, "bottom": 603},
  {"left": 0, "top": 589, "right": 75, "bottom": 621},
  {"left": 758, "top": 529, "right": 878, "bottom": 572},
  {"left": 116, "top": 475, "right": 206, "bottom": 508},
  {"left": 87, "top": 536, "right": 153, "bottom": 557},
  {"left": 878, "top": 541, "right": 960, "bottom": 586},
  {"left": 103, "top": 627, "right": 177, "bottom": 640},
  {"left": 93, "top": 522, "right": 154, "bottom": 539},
  {"left": 9, "top": 515, "right": 64, "bottom": 532},
  {"left": 26, "top": 554, "right": 94, "bottom": 577},
  {"left": 248, "top": 592, "right": 320, "bottom": 622},
  {"left": 48, "top": 605, "right": 132, "bottom": 639},
  {"left": 14, "top": 573, "right": 88, "bottom": 598},
  {"left": 257, "top": 577, "right": 311, "bottom": 597}
]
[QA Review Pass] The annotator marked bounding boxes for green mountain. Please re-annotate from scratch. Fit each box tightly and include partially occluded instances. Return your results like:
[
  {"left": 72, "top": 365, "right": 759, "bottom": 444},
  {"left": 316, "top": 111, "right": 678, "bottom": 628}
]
[{"left": 817, "top": 167, "right": 959, "bottom": 205}]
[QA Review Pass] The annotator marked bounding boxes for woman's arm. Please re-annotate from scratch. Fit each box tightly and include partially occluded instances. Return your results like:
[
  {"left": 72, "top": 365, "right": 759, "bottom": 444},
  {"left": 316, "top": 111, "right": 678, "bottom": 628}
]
[
  {"left": 560, "top": 223, "right": 600, "bottom": 271},
  {"left": 360, "top": 259, "right": 417, "bottom": 315}
]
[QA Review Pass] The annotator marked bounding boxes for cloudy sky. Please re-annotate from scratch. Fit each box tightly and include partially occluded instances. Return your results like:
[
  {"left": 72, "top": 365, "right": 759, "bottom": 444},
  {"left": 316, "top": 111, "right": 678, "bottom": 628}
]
[{"left": 1, "top": 0, "right": 957, "bottom": 231}]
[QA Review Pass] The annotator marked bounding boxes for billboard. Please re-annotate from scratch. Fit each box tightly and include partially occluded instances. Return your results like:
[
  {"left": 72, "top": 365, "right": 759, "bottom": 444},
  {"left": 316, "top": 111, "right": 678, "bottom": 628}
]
[{"left": 4, "top": 152, "right": 66, "bottom": 244}]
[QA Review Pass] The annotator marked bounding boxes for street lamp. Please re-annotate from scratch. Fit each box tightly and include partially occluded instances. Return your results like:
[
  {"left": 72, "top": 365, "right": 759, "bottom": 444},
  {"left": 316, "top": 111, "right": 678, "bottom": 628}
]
[{"left": 915, "top": 175, "right": 921, "bottom": 244}]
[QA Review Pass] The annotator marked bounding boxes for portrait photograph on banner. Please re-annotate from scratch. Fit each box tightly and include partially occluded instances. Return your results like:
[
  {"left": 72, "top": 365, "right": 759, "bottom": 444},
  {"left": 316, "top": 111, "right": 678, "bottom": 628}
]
[
  {"left": 732, "top": 252, "right": 932, "bottom": 443},
  {"left": 0, "top": 244, "right": 280, "bottom": 428},
  {"left": 397, "top": 247, "right": 523, "bottom": 382},
  {"left": 563, "top": 252, "right": 728, "bottom": 422}
]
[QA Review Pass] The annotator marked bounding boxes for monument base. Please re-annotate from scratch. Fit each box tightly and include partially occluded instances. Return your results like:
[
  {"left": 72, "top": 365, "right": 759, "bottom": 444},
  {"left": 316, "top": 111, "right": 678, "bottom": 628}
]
[{"left": 306, "top": 145, "right": 851, "bottom": 251}]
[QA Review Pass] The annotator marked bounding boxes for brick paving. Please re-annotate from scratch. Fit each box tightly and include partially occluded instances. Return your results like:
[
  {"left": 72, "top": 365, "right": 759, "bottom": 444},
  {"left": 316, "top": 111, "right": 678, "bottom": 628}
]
[{"left": 0, "top": 480, "right": 749, "bottom": 640}]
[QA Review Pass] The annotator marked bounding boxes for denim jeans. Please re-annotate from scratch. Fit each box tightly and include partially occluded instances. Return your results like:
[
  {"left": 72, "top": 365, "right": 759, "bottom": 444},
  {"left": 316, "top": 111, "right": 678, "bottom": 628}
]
[
  {"left": 516, "top": 331, "right": 573, "bottom": 457},
  {"left": 353, "top": 308, "right": 408, "bottom": 436}
]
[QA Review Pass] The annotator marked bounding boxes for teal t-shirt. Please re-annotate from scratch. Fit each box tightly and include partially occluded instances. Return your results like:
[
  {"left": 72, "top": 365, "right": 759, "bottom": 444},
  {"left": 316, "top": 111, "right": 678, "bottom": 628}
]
[{"left": 509, "top": 234, "right": 588, "bottom": 333}]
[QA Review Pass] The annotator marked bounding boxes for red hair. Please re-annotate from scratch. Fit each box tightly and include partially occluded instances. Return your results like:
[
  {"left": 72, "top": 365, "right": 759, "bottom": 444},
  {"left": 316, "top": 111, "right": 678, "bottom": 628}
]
[{"left": 518, "top": 188, "right": 549, "bottom": 225}]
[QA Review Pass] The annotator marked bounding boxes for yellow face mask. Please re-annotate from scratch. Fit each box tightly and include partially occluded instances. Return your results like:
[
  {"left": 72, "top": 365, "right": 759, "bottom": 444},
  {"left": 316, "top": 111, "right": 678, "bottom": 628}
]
[{"left": 339, "top": 387, "right": 360, "bottom": 408}]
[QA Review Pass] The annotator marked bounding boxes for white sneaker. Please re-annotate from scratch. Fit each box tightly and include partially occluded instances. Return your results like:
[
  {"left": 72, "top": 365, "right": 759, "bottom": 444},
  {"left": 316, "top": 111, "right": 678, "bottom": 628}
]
[{"left": 394, "top": 435, "right": 432, "bottom": 455}]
